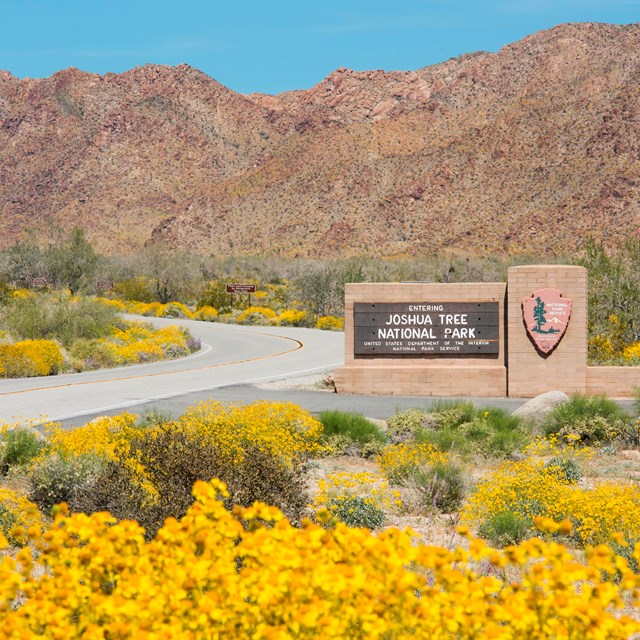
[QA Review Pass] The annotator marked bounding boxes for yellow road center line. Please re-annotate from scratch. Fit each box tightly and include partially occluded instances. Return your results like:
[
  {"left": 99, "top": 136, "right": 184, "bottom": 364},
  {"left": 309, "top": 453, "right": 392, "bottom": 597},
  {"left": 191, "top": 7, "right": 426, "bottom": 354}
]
[{"left": 0, "top": 333, "right": 304, "bottom": 397}]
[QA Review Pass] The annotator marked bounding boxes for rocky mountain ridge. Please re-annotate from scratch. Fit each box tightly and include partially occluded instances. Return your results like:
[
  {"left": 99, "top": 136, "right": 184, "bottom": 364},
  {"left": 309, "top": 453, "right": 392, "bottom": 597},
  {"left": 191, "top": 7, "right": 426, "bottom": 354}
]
[{"left": 0, "top": 22, "right": 638, "bottom": 256}]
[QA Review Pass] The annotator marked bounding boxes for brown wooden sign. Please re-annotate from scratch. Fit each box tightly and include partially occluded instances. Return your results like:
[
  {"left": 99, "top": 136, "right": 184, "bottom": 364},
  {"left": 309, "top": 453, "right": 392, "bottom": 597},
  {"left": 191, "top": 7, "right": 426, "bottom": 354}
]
[
  {"left": 522, "top": 288, "right": 572, "bottom": 355},
  {"left": 226, "top": 283, "right": 256, "bottom": 294},
  {"left": 354, "top": 302, "right": 499, "bottom": 355},
  {"left": 96, "top": 280, "right": 114, "bottom": 291},
  {"left": 30, "top": 277, "right": 47, "bottom": 288}
]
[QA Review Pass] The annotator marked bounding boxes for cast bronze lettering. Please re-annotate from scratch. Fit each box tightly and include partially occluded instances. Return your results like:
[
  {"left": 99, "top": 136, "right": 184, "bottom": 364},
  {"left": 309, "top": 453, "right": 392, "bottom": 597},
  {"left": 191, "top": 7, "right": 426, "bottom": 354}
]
[{"left": 354, "top": 302, "right": 499, "bottom": 355}]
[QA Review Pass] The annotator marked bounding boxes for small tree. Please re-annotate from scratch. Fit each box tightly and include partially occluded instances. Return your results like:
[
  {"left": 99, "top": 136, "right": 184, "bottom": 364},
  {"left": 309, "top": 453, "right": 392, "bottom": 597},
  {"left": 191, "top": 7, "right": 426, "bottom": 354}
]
[
  {"left": 45, "top": 227, "right": 99, "bottom": 294},
  {"left": 0, "top": 238, "right": 47, "bottom": 289}
]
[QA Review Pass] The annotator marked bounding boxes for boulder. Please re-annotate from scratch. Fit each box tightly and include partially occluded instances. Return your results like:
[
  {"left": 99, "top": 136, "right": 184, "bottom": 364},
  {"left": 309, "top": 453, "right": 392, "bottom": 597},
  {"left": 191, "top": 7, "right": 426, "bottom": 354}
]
[{"left": 512, "top": 391, "right": 569, "bottom": 431}]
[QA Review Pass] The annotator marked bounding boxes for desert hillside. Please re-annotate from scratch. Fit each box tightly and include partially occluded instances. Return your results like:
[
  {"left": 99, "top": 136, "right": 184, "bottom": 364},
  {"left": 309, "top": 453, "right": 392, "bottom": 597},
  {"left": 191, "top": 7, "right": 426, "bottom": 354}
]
[{"left": 0, "top": 22, "right": 638, "bottom": 256}]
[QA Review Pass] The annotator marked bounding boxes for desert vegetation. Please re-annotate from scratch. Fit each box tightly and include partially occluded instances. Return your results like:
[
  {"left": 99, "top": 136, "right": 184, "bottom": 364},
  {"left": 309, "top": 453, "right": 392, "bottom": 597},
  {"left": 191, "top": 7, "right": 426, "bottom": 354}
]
[
  {"left": 2, "top": 230, "right": 640, "bottom": 364},
  {"left": 2, "top": 394, "right": 640, "bottom": 636},
  {"left": 0, "top": 289, "right": 199, "bottom": 377}
]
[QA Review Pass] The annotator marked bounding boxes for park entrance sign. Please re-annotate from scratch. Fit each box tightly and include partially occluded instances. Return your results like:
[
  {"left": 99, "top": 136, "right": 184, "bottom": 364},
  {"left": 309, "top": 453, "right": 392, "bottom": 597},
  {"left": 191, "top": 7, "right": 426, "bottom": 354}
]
[
  {"left": 334, "top": 265, "right": 640, "bottom": 398},
  {"left": 354, "top": 302, "right": 499, "bottom": 355}
]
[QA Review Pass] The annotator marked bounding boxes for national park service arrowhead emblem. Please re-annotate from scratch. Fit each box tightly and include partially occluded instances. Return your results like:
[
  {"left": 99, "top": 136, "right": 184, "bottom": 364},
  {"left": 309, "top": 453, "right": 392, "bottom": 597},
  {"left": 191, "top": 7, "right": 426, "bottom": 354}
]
[{"left": 522, "top": 288, "right": 572, "bottom": 355}]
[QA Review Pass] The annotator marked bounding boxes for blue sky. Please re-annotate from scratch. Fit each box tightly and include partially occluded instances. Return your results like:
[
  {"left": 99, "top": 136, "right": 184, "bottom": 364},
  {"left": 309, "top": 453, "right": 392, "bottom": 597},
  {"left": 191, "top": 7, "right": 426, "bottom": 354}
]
[{"left": 2, "top": 0, "right": 639, "bottom": 94}]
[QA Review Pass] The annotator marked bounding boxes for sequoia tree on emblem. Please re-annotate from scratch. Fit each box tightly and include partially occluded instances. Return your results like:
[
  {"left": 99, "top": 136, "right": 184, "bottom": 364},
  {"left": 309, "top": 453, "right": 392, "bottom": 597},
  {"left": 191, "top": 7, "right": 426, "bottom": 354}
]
[{"left": 521, "top": 288, "right": 572, "bottom": 355}]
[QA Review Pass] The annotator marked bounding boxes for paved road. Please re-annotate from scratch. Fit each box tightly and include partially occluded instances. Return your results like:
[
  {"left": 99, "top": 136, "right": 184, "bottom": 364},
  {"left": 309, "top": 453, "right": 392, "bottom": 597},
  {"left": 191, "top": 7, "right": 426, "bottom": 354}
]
[
  {"left": 2, "top": 317, "right": 635, "bottom": 429},
  {"left": 0, "top": 317, "right": 344, "bottom": 424}
]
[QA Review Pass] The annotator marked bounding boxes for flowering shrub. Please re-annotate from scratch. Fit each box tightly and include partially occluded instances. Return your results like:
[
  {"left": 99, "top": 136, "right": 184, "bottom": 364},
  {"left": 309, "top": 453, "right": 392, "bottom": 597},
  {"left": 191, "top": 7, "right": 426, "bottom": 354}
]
[
  {"left": 0, "top": 339, "right": 63, "bottom": 377},
  {"left": 125, "top": 301, "right": 164, "bottom": 316},
  {"left": 193, "top": 305, "right": 219, "bottom": 321},
  {"left": 276, "top": 309, "right": 308, "bottom": 326},
  {"left": 44, "top": 413, "right": 143, "bottom": 462},
  {"left": 34, "top": 404, "right": 320, "bottom": 535},
  {"left": 177, "top": 401, "right": 325, "bottom": 465},
  {"left": 316, "top": 315, "right": 344, "bottom": 330},
  {"left": 94, "top": 296, "right": 127, "bottom": 311},
  {"left": 236, "top": 306, "right": 277, "bottom": 325},
  {"left": 623, "top": 341, "right": 640, "bottom": 362},
  {"left": 312, "top": 471, "right": 401, "bottom": 528},
  {"left": 0, "top": 488, "right": 43, "bottom": 546},
  {"left": 1, "top": 480, "right": 639, "bottom": 638},
  {"left": 377, "top": 442, "right": 449, "bottom": 483},
  {"left": 70, "top": 322, "right": 195, "bottom": 370},
  {"left": 158, "top": 301, "right": 194, "bottom": 319},
  {"left": 463, "top": 458, "right": 640, "bottom": 547}
]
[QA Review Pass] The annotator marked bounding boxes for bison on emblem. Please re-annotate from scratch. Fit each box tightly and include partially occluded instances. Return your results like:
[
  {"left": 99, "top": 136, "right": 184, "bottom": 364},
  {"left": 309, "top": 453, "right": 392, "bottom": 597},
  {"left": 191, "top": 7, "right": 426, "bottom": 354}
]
[{"left": 521, "top": 288, "right": 572, "bottom": 355}]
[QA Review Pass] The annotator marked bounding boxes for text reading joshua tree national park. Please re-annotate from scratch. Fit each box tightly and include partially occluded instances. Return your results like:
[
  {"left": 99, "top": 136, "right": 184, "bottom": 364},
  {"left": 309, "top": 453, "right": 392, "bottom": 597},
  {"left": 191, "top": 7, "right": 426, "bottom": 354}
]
[{"left": 354, "top": 302, "right": 499, "bottom": 355}]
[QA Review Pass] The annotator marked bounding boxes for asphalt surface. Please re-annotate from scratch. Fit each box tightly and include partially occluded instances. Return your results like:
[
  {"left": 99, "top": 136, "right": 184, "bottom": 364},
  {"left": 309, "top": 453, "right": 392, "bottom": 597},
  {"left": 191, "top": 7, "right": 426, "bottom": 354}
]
[
  {"left": 0, "top": 316, "right": 344, "bottom": 425},
  {"left": 2, "top": 316, "right": 636, "bottom": 429}
]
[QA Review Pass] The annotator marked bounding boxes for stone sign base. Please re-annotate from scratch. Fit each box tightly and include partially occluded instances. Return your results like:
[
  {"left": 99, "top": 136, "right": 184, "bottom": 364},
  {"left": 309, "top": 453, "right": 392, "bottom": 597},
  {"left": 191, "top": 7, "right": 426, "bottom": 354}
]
[{"left": 334, "top": 266, "right": 640, "bottom": 398}]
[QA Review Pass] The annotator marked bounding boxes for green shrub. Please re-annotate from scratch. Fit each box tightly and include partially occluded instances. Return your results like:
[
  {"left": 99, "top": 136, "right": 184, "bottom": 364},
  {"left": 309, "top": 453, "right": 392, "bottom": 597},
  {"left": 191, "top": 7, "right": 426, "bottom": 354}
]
[
  {"left": 478, "top": 510, "right": 531, "bottom": 547},
  {"left": 319, "top": 411, "right": 387, "bottom": 450},
  {"left": 431, "top": 401, "right": 477, "bottom": 431},
  {"left": 1, "top": 428, "right": 46, "bottom": 473},
  {"left": 327, "top": 496, "right": 386, "bottom": 530},
  {"left": 29, "top": 454, "right": 105, "bottom": 513},
  {"left": 386, "top": 408, "right": 428, "bottom": 442},
  {"left": 544, "top": 456, "right": 582, "bottom": 484},
  {"left": 634, "top": 387, "right": 640, "bottom": 417},
  {"left": 68, "top": 338, "right": 118, "bottom": 370},
  {"left": 4, "top": 293, "right": 117, "bottom": 347},
  {"left": 543, "top": 394, "right": 629, "bottom": 445},
  {"left": 416, "top": 404, "right": 529, "bottom": 458},
  {"left": 408, "top": 460, "right": 465, "bottom": 513}
]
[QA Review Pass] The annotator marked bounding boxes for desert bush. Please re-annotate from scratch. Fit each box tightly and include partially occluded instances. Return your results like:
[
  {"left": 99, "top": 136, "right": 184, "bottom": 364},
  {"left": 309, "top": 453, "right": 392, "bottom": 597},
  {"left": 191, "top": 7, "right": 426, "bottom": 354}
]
[
  {"left": 1, "top": 428, "right": 45, "bottom": 474},
  {"left": 542, "top": 394, "right": 629, "bottom": 445},
  {"left": 3, "top": 292, "right": 117, "bottom": 347},
  {"left": 113, "top": 277, "right": 156, "bottom": 302},
  {"left": 158, "top": 301, "right": 194, "bottom": 319},
  {"left": 236, "top": 306, "right": 277, "bottom": 325},
  {"left": 417, "top": 403, "right": 529, "bottom": 457},
  {"left": 193, "top": 305, "right": 219, "bottom": 321},
  {"left": 544, "top": 456, "right": 582, "bottom": 484},
  {"left": 0, "top": 487, "right": 44, "bottom": 546},
  {"left": 319, "top": 410, "right": 386, "bottom": 455},
  {"left": 197, "top": 279, "right": 236, "bottom": 314},
  {"left": 408, "top": 460, "right": 466, "bottom": 513},
  {"left": 315, "top": 315, "right": 344, "bottom": 331},
  {"left": 386, "top": 408, "right": 429, "bottom": 442},
  {"left": 276, "top": 309, "right": 308, "bottom": 327},
  {"left": 462, "top": 458, "right": 640, "bottom": 547},
  {"left": 41, "top": 403, "right": 321, "bottom": 536},
  {"left": 29, "top": 453, "right": 106, "bottom": 513},
  {"left": 94, "top": 296, "right": 127, "bottom": 311},
  {"left": 312, "top": 471, "right": 400, "bottom": 529},
  {"left": 0, "top": 339, "right": 63, "bottom": 377},
  {"left": 580, "top": 238, "right": 640, "bottom": 361},
  {"left": 68, "top": 338, "right": 118, "bottom": 370},
  {"left": 73, "top": 426, "right": 310, "bottom": 538},
  {"left": 377, "top": 442, "right": 448, "bottom": 484},
  {"left": 477, "top": 510, "right": 531, "bottom": 547},
  {"left": 125, "top": 300, "right": 164, "bottom": 316},
  {"left": 326, "top": 495, "right": 386, "bottom": 529}
]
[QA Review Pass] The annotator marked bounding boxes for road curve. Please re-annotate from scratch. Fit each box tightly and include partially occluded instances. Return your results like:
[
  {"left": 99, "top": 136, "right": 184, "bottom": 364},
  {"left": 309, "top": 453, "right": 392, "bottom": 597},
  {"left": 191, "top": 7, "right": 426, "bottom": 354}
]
[{"left": 0, "top": 317, "right": 344, "bottom": 424}]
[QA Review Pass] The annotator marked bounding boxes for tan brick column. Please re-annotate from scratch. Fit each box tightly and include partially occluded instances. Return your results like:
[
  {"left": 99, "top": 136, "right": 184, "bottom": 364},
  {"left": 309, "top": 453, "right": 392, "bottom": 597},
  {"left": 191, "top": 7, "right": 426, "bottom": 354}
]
[{"left": 507, "top": 265, "right": 587, "bottom": 397}]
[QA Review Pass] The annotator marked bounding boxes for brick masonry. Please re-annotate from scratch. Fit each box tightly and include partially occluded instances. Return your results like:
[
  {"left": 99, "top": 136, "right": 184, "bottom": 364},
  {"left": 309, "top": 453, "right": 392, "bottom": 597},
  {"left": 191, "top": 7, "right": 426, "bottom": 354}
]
[
  {"left": 334, "top": 266, "right": 640, "bottom": 398},
  {"left": 334, "top": 282, "right": 508, "bottom": 397}
]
